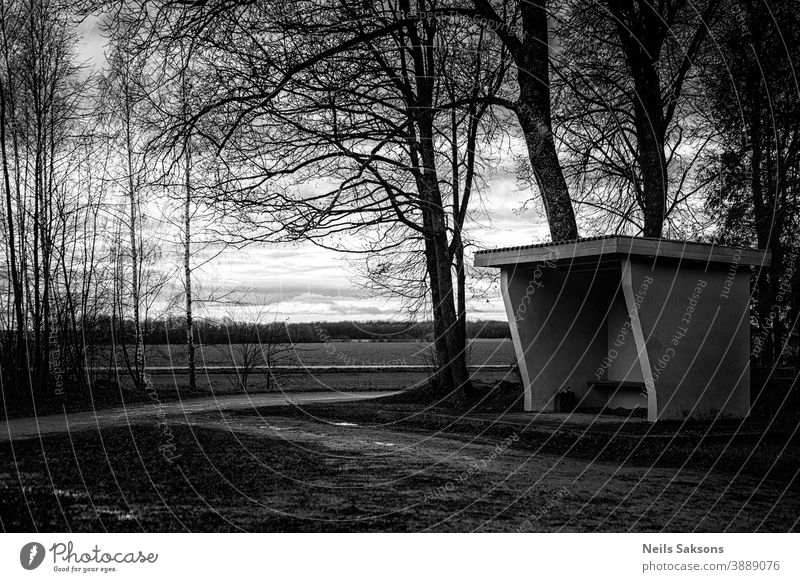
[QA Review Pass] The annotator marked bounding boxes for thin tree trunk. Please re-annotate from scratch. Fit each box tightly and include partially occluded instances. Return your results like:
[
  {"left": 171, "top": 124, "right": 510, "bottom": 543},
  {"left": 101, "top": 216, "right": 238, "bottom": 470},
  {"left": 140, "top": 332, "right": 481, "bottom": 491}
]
[
  {"left": 32, "top": 97, "right": 42, "bottom": 392},
  {"left": 124, "top": 81, "right": 145, "bottom": 389},
  {"left": 0, "top": 75, "right": 25, "bottom": 394},
  {"left": 184, "top": 130, "right": 196, "bottom": 392},
  {"left": 450, "top": 108, "right": 467, "bottom": 357}
]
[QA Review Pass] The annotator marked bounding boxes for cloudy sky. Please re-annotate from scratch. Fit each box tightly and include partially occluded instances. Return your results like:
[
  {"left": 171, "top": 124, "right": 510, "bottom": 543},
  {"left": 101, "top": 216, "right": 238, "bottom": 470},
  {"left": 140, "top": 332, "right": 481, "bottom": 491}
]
[{"left": 76, "top": 15, "right": 551, "bottom": 323}]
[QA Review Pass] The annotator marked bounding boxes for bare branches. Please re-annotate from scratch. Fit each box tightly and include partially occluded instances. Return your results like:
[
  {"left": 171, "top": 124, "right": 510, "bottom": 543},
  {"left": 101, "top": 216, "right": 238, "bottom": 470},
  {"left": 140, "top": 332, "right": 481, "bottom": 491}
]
[{"left": 551, "top": 0, "right": 721, "bottom": 237}]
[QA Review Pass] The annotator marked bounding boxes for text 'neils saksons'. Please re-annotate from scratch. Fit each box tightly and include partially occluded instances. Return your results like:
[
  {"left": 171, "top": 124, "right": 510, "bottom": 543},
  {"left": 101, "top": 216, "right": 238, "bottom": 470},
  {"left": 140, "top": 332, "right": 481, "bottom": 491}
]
[{"left": 643, "top": 544, "right": 724, "bottom": 554}]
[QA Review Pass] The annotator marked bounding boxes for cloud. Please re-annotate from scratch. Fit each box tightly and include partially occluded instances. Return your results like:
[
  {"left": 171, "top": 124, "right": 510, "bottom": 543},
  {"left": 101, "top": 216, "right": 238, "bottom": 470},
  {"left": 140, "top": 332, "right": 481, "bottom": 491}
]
[
  {"left": 75, "top": 21, "right": 549, "bottom": 324},
  {"left": 76, "top": 15, "right": 108, "bottom": 73},
  {"left": 185, "top": 189, "right": 544, "bottom": 321}
]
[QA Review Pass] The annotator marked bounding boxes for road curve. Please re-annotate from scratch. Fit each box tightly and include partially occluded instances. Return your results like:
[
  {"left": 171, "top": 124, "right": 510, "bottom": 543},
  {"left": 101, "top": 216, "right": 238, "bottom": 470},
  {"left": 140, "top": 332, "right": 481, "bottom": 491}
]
[{"left": 1, "top": 390, "right": 399, "bottom": 443}]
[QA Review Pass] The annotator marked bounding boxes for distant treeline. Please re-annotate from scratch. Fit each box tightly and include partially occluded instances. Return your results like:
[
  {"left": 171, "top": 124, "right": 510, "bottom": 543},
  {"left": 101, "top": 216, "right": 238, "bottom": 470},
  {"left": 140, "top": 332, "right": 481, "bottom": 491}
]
[{"left": 139, "top": 317, "right": 511, "bottom": 344}]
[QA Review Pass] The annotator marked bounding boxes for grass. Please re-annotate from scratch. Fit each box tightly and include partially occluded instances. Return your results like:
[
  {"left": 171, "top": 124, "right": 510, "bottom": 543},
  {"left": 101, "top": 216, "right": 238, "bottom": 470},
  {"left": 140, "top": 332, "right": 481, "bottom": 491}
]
[
  {"left": 2, "top": 360, "right": 796, "bottom": 532},
  {"left": 0, "top": 339, "right": 515, "bottom": 419},
  {"left": 0, "top": 420, "right": 560, "bottom": 532},
  {"left": 2, "top": 408, "right": 797, "bottom": 532},
  {"left": 245, "top": 399, "right": 800, "bottom": 484}
]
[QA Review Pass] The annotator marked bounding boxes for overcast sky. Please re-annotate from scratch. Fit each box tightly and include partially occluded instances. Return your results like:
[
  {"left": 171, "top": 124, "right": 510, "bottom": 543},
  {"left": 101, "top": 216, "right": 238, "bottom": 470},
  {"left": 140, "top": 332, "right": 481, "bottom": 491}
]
[{"left": 75, "top": 15, "right": 551, "bottom": 323}]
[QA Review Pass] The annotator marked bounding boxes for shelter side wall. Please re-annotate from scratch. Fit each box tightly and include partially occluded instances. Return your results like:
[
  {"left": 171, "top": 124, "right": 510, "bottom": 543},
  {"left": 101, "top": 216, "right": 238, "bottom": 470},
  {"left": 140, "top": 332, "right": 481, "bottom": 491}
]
[
  {"left": 604, "top": 287, "right": 648, "bottom": 410},
  {"left": 501, "top": 269, "right": 533, "bottom": 410},
  {"left": 628, "top": 260, "right": 751, "bottom": 420},
  {"left": 606, "top": 289, "right": 645, "bottom": 383},
  {"left": 504, "top": 265, "right": 608, "bottom": 411}
]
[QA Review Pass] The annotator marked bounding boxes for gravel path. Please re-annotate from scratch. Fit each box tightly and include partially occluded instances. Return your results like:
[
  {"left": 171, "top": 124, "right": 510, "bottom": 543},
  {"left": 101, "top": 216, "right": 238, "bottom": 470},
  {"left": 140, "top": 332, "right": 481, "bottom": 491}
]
[{"left": 0, "top": 391, "right": 398, "bottom": 443}]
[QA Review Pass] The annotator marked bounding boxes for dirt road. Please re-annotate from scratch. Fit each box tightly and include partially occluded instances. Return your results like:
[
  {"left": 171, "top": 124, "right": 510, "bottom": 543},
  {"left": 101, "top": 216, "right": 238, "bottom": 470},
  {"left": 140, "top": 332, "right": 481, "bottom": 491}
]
[{"left": 0, "top": 391, "right": 398, "bottom": 442}]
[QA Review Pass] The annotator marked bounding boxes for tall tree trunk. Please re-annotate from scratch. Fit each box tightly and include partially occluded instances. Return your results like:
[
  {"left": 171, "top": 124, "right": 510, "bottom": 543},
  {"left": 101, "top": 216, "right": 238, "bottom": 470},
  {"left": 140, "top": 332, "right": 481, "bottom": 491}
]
[
  {"left": 184, "top": 132, "right": 196, "bottom": 392},
  {"left": 628, "top": 55, "right": 668, "bottom": 238},
  {"left": 470, "top": 0, "right": 578, "bottom": 241},
  {"left": 418, "top": 125, "right": 472, "bottom": 394},
  {"left": 125, "top": 97, "right": 144, "bottom": 390},
  {"left": 744, "top": 0, "right": 777, "bottom": 365},
  {"left": 516, "top": 90, "right": 578, "bottom": 243},
  {"left": 607, "top": 0, "right": 670, "bottom": 238},
  {"left": 32, "top": 99, "right": 42, "bottom": 391},
  {"left": 516, "top": 0, "right": 578, "bottom": 243},
  {"left": 423, "top": 229, "right": 454, "bottom": 389},
  {"left": 42, "top": 102, "right": 58, "bottom": 395},
  {"left": 450, "top": 108, "right": 467, "bottom": 358},
  {"left": 401, "top": 8, "right": 470, "bottom": 394}
]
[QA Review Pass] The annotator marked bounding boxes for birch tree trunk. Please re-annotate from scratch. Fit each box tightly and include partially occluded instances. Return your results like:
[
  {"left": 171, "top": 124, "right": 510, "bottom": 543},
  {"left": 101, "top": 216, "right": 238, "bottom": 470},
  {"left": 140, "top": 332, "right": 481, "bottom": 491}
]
[
  {"left": 184, "top": 128, "right": 196, "bottom": 392},
  {"left": 124, "top": 78, "right": 145, "bottom": 390}
]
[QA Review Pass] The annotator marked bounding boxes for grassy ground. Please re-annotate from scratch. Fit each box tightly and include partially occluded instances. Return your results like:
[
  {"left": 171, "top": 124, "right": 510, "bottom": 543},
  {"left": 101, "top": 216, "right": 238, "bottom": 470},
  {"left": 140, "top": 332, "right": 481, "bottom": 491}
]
[
  {"left": 2, "top": 369, "right": 796, "bottom": 532},
  {"left": 1, "top": 400, "right": 797, "bottom": 532},
  {"left": 249, "top": 398, "right": 800, "bottom": 483},
  {"left": 0, "top": 339, "right": 515, "bottom": 419},
  {"left": 0, "top": 370, "right": 511, "bottom": 420}
]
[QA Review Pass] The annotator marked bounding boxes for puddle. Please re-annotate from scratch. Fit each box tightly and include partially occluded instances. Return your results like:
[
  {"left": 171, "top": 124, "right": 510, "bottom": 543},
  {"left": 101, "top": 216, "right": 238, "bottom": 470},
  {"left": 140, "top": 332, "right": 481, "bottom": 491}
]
[
  {"left": 52, "top": 488, "right": 85, "bottom": 500},
  {"left": 251, "top": 423, "right": 328, "bottom": 440},
  {"left": 97, "top": 508, "right": 137, "bottom": 521},
  {"left": 331, "top": 422, "right": 359, "bottom": 427},
  {"left": 79, "top": 507, "right": 137, "bottom": 521},
  {"left": 373, "top": 442, "right": 396, "bottom": 447}
]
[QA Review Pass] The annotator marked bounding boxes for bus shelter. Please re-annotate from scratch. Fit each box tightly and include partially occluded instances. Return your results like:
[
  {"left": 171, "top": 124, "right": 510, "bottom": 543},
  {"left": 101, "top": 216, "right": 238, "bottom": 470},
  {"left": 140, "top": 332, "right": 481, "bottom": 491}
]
[{"left": 474, "top": 236, "right": 771, "bottom": 421}]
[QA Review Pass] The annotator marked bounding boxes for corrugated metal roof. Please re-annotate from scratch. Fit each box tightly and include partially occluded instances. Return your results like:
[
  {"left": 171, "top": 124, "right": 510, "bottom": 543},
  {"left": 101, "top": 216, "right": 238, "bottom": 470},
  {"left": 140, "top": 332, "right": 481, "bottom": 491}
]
[{"left": 474, "top": 235, "right": 767, "bottom": 255}]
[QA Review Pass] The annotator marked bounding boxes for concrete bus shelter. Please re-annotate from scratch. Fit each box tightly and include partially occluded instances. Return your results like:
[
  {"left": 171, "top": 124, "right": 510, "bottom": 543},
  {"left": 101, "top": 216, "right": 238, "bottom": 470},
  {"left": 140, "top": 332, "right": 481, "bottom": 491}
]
[{"left": 474, "top": 236, "right": 771, "bottom": 421}]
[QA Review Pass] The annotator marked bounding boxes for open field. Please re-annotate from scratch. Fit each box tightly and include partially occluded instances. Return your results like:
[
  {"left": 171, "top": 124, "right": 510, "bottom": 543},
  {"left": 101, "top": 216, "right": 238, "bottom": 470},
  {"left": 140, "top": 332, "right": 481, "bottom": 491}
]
[
  {"left": 1, "top": 399, "right": 796, "bottom": 532},
  {"left": 63, "top": 339, "right": 518, "bottom": 414},
  {"left": 136, "top": 339, "right": 517, "bottom": 394},
  {"left": 128, "top": 338, "right": 516, "bottom": 368},
  {"left": 126, "top": 369, "right": 514, "bottom": 400},
  {"left": 0, "top": 340, "right": 517, "bottom": 419}
]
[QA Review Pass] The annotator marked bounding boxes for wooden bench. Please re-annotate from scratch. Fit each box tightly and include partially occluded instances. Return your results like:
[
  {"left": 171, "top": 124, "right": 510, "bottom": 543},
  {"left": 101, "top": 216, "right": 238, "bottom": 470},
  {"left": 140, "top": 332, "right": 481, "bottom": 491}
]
[
  {"left": 586, "top": 380, "right": 646, "bottom": 393},
  {"left": 586, "top": 380, "right": 647, "bottom": 411}
]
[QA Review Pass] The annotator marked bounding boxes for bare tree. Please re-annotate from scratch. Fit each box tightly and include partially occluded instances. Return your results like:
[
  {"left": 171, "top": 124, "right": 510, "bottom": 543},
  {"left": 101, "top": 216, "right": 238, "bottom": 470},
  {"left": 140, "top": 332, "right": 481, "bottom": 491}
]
[
  {"left": 551, "top": 0, "right": 720, "bottom": 237},
  {"left": 180, "top": 65, "right": 197, "bottom": 392},
  {"left": 106, "top": 0, "right": 520, "bottom": 395},
  {"left": 100, "top": 33, "right": 152, "bottom": 390},
  {"left": 0, "top": 0, "right": 88, "bottom": 397},
  {"left": 0, "top": 0, "right": 25, "bottom": 392},
  {"left": 465, "top": 0, "right": 579, "bottom": 242},
  {"left": 223, "top": 303, "right": 293, "bottom": 393}
]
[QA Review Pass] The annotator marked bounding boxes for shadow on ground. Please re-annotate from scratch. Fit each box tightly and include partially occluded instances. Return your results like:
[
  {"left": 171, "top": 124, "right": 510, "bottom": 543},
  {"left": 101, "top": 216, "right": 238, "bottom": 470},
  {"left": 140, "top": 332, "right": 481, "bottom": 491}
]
[{"left": 1, "top": 402, "right": 797, "bottom": 532}]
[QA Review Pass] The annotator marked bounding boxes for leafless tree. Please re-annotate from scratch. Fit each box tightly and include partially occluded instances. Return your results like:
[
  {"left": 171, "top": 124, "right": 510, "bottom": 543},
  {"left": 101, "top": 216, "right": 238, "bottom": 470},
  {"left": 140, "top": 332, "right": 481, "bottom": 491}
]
[
  {"left": 222, "top": 303, "right": 293, "bottom": 393},
  {"left": 0, "top": 0, "right": 90, "bottom": 397},
  {"left": 464, "top": 0, "right": 579, "bottom": 242},
  {"left": 99, "top": 0, "right": 531, "bottom": 396},
  {"left": 99, "top": 31, "right": 154, "bottom": 389},
  {"left": 550, "top": 0, "right": 721, "bottom": 237}
]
